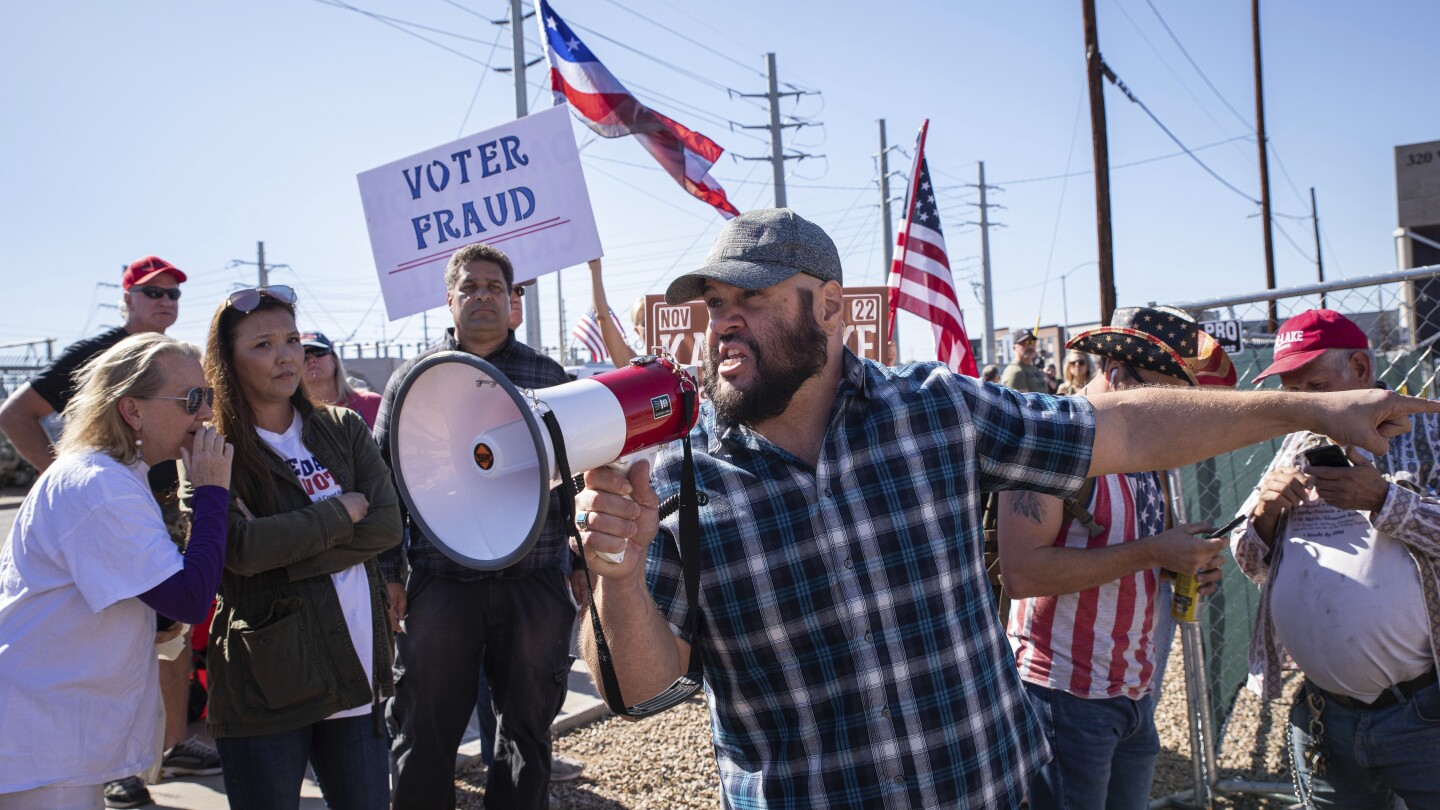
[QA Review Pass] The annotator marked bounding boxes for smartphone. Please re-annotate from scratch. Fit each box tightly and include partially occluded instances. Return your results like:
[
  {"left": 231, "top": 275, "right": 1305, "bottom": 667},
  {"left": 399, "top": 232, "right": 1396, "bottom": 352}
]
[
  {"left": 1205, "top": 513, "right": 1247, "bottom": 540},
  {"left": 1303, "top": 444, "right": 1352, "bottom": 469}
]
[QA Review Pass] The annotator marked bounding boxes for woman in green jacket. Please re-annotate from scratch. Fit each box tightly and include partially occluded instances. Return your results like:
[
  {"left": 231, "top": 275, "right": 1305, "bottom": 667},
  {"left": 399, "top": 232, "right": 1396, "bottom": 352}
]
[{"left": 201, "top": 286, "right": 401, "bottom": 810}]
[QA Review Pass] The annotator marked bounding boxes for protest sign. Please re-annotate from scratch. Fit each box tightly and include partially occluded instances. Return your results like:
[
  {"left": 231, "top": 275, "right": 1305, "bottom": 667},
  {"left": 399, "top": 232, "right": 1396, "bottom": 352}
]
[
  {"left": 358, "top": 106, "right": 602, "bottom": 320},
  {"left": 645, "top": 286, "right": 892, "bottom": 365}
]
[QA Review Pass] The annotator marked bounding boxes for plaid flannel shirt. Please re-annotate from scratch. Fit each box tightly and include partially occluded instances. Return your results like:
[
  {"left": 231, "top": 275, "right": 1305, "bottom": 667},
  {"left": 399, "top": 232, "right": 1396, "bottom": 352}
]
[
  {"left": 645, "top": 351, "right": 1095, "bottom": 809},
  {"left": 1230, "top": 411, "right": 1440, "bottom": 701},
  {"left": 376, "top": 329, "right": 571, "bottom": 583}
]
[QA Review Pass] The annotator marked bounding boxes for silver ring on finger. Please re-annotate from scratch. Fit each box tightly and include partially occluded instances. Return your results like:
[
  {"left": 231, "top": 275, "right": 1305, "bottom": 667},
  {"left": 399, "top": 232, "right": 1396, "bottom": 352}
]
[{"left": 575, "top": 511, "right": 590, "bottom": 533}]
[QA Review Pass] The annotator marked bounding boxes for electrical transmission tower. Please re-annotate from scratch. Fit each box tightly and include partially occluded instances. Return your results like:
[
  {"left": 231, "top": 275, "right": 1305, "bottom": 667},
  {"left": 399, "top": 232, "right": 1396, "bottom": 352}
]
[{"left": 733, "top": 53, "right": 820, "bottom": 208}]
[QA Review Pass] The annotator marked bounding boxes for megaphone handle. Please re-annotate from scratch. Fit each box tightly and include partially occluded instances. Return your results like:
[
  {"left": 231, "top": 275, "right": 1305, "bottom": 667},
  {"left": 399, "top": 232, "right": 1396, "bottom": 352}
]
[{"left": 591, "top": 448, "right": 660, "bottom": 564}]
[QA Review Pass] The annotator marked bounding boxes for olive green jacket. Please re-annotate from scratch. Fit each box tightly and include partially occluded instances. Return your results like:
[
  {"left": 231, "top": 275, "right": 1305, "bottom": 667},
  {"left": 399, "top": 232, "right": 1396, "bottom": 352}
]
[{"left": 203, "top": 403, "right": 402, "bottom": 738}]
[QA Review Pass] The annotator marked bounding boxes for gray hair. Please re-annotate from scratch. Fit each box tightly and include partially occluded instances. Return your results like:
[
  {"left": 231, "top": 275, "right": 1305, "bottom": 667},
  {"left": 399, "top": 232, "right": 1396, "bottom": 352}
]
[{"left": 1314, "top": 346, "right": 1376, "bottom": 385}]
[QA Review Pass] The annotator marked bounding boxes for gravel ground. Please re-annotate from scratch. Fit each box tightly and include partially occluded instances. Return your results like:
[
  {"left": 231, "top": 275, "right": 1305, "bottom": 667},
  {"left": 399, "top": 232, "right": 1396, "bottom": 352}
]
[{"left": 457, "top": 635, "right": 1303, "bottom": 809}]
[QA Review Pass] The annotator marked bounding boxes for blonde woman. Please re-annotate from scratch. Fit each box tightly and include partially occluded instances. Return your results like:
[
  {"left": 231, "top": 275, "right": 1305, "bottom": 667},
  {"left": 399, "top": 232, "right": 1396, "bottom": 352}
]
[
  {"left": 1055, "top": 350, "right": 1094, "bottom": 396},
  {"left": 0, "top": 334, "right": 232, "bottom": 809}
]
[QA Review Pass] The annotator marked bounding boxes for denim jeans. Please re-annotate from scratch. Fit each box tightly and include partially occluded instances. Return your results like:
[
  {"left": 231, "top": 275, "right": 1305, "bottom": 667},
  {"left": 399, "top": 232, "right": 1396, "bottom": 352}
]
[
  {"left": 1024, "top": 681, "right": 1160, "bottom": 810},
  {"left": 1289, "top": 679, "right": 1440, "bottom": 809},
  {"left": 388, "top": 568, "right": 573, "bottom": 810},
  {"left": 214, "top": 710, "right": 389, "bottom": 810}
]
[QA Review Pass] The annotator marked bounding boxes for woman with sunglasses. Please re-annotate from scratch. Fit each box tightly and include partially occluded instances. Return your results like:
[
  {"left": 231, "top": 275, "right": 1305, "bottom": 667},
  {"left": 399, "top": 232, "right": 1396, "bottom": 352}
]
[
  {"left": 299, "top": 332, "right": 382, "bottom": 429},
  {"left": 199, "top": 286, "right": 401, "bottom": 810},
  {"left": 1055, "top": 350, "right": 1094, "bottom": 396},
  {"left": 0, "top": 333, "right": 232, "bottom": 809}
]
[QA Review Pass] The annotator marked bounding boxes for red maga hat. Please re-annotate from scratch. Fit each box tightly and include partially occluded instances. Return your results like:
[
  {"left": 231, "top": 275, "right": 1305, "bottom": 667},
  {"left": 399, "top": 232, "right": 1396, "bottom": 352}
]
[
  {"left": 121, "top": 256, "right": 187, "bottom": 289},
  {"left": 1252, "top": 309, "right": 1368, "bottom": 383}
]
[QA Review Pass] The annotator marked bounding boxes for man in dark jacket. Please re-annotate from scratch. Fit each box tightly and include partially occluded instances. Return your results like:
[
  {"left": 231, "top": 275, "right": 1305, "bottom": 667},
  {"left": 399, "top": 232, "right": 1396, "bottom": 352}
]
[{"left": 377, "top": 244, "right": 575, "bottom": 810}]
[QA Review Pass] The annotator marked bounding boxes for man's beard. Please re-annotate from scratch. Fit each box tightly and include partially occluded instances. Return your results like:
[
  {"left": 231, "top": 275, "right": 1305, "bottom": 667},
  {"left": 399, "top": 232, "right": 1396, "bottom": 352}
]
[{"left": 702, "top": 291, "right": 829, "bottom": 427}]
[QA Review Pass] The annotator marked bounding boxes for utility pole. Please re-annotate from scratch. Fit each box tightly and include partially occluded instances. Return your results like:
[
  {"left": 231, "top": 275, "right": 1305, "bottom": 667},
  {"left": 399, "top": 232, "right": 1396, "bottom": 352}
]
[
  {"left": 1253, "top": 0, "right": 1278, "bottom": 330},
  {"left": 977, "top": 162, "right": 997, "bottom": 365},
  {"left": 257, "top": 241, "right": 267, "bottom": 288},
  {"left": 499, "top": 0, "right": 542, "bottom": 349},
  {"left": 1082, "top": 0, "right": 1118, "bottom": 325},
  {"left": 556, "top": 276, "right": 566, "bottom": 363},
  {"left": 1311, "top": 186, "right": 1326, "bottom": 308},
  {"left": 736, "top": 53, "right": 817, "bottom": 207},
  {"left": 879, "top": 120, "right": 894, "bottom": 278},
  {"left": 878, "top": 120, "right": 900, "bottom": 360}
]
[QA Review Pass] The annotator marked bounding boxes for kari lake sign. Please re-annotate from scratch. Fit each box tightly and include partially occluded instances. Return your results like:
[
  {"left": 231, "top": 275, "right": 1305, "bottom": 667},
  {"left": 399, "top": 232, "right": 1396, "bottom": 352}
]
[{"left": 358, "top": 106, "right": 602, "bottom": 320}]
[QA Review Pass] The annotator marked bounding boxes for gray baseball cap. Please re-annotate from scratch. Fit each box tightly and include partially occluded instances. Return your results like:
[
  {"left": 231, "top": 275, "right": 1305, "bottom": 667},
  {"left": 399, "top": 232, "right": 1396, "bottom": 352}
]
[{"left": 664, "top": 208, "right": 843, "bottom": 304}]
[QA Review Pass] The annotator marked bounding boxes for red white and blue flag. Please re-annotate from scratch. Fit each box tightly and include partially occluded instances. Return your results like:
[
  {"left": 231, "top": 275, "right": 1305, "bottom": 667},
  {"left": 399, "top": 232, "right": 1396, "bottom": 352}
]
[
  {"left": 538, "top": 0, "right": 740, "bottom": 220},
  {"left": 886, "top": 120, "right": 978, "bottom": 376},
  {"left": 572, "top": 305, "right": 630, "bottom": 363}
]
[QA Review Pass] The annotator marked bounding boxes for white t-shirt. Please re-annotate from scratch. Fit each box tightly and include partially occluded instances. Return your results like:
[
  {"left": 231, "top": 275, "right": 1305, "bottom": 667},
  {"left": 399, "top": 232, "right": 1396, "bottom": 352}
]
[
  {"left": 255, "top": 410, "right": 374, "bottom": 720},
  {"left": 1269, "top": 497, "right": 1433, "bottom": 702},
  {"left": 0, "top": 451, "right": 183, "bottom": 792}
]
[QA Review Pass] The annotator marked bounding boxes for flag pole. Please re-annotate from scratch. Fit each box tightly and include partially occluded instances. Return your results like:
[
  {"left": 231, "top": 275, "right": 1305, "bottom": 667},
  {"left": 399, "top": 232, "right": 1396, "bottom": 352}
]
[{"left": 889, "top": 119, "right": 929, "bottom": 342}]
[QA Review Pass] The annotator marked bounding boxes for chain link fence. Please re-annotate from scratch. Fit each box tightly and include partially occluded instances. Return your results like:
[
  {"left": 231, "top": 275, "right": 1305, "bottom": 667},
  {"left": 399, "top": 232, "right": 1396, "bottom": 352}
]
[
  {"left": 0, "top": 338, "right": 55, "bottom": 487},
  {"left": 1160, "top": 264, "right": 1440, "bottom": 802}
]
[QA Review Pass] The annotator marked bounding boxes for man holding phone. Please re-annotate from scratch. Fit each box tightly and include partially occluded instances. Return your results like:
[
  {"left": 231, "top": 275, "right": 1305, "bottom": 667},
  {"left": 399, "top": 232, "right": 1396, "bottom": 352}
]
[
  {"left": 998, "top": 306, "right": 1236, "bottom": 809},
  {"left": 1231, "top": 310, "right": 1440, "bottom": 808}
]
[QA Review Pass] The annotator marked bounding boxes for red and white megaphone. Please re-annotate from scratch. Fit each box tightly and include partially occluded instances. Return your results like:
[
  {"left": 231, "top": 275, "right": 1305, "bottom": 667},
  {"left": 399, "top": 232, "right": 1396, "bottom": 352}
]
[{"left": 387, "top": 352, "right": 700, "bottom": 571}]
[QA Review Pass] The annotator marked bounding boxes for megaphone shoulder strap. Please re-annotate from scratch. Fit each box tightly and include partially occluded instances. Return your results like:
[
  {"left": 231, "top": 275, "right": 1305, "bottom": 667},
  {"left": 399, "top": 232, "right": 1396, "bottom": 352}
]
[{"left": 543, "top": 389, "right": 705, "bottom": 719}]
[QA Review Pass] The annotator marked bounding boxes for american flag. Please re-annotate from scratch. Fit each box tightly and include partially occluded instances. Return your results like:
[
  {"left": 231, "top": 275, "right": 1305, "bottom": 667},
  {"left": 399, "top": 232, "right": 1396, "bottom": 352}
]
[
  {"left": 886, "top": 120, "right": 978, "bottom": 376},
  {"left": 538, "top": 0, "right": 739, "bottom": 219},
  {"left": 572, "top": 306, "right": 630, "bottom": 364}
]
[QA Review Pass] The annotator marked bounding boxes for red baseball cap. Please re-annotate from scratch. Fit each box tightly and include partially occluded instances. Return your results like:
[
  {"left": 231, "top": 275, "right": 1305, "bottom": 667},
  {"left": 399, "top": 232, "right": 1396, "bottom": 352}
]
[
  {"left": 1253, "top": 309, "right": 1368, "bottom": 383},
  {"left": 122, "top": 256, "right": 187, "bottom": 290}
]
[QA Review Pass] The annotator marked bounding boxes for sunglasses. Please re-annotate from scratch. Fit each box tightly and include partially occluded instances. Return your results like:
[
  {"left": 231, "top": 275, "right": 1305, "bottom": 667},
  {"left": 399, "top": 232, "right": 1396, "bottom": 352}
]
[
  {"left": 304, "top": 347, "right": 332, "bottom": 359},
  {"left": 226, "top": 285, "right": 297, "bottom": 312},
  {"left": 132, "top": 286, "right": 182, "bottom": 301},
  {"left": 143, "top": 386, "right": 215, "bottom": 415}
]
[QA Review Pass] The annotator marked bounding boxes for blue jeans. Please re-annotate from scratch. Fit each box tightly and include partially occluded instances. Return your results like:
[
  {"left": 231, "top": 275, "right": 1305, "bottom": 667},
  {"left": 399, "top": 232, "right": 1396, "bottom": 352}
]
[
  {"left": 215, "top": 711, "right": 389, "bottom": 810},
  {"left": 388, "top": 568, "right": 573, "bottom": 810},
  {"left": 1289, "top": 679, "right": 1440, "bottom": 809},
  {"left": 1024, "top": 682, "right": 1160, "bottom": 810}
]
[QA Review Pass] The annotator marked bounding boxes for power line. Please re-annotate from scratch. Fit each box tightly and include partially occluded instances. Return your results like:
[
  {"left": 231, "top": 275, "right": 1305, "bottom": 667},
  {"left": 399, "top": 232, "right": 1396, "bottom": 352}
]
[
  {"left": 1272, "top": 217, "right": 1315, "bottom": 264},
  {"left": 1102, "top": 60, "right": 1262, "bottom": 206},
  {"left": 309, "top": 0, "right": 495, "bottom": 66},
  {"left": 595, "top": 0, "right": 765, "bottom": 80},
  {"left": 1142, "top": 0, "right": 1253, "bottom": 131},
  {"left": 563, "top": 18, "right": 733, "bottom": 95},
  {"left": 1107, "top": 0, "right": 1242, "bottom": 149},
  {"left": 457, "top": 22, "right": 509, "bottom": 136},
  {"left": 1136, "top": 0, "right": 1311, "bottom": 211},
  {"left": 983, "top": 134, "right": 1252, "bottom": 186}
]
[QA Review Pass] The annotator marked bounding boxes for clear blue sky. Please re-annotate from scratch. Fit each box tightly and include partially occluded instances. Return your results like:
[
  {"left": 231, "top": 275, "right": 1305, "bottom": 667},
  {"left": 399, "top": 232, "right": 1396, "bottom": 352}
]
[{"left": 2, "top": 1, "right": 1434, "bottom": 363}]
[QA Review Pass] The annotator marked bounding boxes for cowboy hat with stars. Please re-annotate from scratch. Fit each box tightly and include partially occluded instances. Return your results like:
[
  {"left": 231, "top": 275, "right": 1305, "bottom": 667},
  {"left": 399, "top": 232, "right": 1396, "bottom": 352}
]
[{"left": 1067, "top": 306, "right": 1236, "bottom": 388}]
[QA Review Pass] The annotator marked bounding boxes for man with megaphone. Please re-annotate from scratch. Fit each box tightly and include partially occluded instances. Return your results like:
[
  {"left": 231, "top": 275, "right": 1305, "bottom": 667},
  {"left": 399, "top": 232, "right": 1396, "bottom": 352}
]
[
  {"left": 375, "top": 243, "right": 578, "bottom": 810},
  {"left": 572, "top": 208, "right": 1440, "bottom": 809}
]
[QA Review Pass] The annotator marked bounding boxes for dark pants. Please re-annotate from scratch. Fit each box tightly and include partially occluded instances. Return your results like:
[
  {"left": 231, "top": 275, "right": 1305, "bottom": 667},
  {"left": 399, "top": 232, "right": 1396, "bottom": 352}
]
[
  {"left": 215, "top": 711, "right": 389, "bottom": 810},
  {"left": 388, "top": 568, "right": 573, "bottom": 810}
]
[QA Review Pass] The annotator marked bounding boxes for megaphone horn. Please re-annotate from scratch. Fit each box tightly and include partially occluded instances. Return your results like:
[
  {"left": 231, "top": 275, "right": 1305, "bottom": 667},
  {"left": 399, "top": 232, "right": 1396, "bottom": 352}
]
[{"left": 389, "top": 352, "right": 699, "bottom": 571}]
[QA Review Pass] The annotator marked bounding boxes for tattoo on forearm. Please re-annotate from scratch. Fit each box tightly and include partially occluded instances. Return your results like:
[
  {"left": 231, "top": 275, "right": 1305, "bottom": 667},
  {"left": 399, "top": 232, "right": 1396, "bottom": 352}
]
[{"left": 1010, "top": 492, "right": 1046, "bottom": 524}]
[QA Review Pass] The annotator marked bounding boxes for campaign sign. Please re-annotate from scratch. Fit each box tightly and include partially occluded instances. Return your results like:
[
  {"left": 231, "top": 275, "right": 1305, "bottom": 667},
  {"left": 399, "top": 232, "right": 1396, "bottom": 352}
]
[
  {"left": 358, "top": 106, "right": 602, "bottom": 320},
  {"left": 645, "top": 286, "right": 891, "bottom": 365},
  {"left": 1200, "top": 319, "right": 1244, "bottom": 354}
]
